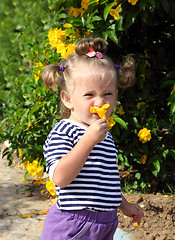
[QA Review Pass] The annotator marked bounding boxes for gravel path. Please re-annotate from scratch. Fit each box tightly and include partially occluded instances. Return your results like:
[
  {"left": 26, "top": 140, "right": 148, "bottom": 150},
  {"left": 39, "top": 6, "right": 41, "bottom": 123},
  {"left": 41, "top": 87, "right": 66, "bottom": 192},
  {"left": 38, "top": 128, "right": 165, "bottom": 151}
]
[{"left": 0, "top": 143, "right": 53, "bottom": 240}]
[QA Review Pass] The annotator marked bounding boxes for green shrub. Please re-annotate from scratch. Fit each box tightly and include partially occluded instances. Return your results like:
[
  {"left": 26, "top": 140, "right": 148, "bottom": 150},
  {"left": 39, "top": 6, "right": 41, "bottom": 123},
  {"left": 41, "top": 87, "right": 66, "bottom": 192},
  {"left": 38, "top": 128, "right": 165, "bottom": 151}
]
[{"left": 0, "top": 0, "right": 174, "bottom": 193}]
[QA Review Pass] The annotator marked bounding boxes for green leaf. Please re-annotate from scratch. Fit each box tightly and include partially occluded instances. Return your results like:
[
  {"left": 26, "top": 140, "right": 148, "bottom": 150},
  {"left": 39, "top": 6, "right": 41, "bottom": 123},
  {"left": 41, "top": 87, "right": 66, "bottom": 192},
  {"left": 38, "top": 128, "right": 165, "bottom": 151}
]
[
  {"left": 152, "top": 169, "right": 158, "bottom": 177},
  {"left": 100, "top": 0, "right": 108, "bottom": 5},
  {"left": 28, "top": 103, "right": 43, "bottom": 120},
  {"left": 135, "top": 172, "right": 141, "bottom": 180},
  {"left": 103, "top": 2, "right": 117, "bottom": 21},
  {"left": 170, "top": 103, "right": 175, "bottom": 114},
  {"left": 153, "top": 160, "right": 160, "bottom": 173},
  {"left": 24, "top": 171, "right": 29, "bottom": 181},
  {"left": 108, "top": 30, "right": 119, "bottom": 45},
  {"left": 114, "top": 116, "right": 128, "bottom": 129}
]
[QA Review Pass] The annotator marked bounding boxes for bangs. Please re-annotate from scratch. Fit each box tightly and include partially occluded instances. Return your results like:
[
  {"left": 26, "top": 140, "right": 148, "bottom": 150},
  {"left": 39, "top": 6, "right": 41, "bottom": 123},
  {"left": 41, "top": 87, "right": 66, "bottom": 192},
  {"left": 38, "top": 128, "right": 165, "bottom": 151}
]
[{"left": 64, "top": 53, "right": 117, "bottom": 91}]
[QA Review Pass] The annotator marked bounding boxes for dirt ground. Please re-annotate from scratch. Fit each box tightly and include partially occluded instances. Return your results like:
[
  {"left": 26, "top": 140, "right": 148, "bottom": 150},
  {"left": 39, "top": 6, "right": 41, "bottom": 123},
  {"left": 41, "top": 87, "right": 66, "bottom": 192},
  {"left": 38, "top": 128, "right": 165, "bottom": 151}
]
[{"left": 118, "top": 193, "right": 175, "bottom": 240}]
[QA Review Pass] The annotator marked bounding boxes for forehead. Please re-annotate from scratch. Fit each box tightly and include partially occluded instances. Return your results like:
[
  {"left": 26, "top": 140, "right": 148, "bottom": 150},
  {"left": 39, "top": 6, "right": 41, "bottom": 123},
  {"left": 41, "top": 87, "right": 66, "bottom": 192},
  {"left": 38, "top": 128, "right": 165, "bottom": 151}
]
[{"left": 72, "top": 64, "right": 117, "bottom": 89}]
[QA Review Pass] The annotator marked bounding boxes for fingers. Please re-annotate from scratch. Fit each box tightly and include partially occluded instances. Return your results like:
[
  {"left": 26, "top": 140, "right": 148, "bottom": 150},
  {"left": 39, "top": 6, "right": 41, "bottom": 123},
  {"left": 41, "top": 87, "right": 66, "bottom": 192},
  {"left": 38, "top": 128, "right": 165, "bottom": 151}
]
[
  {"left": 87, "top": 119, "right": 108, "bottom": 144},
  {"left": 132, "top": 208, "right": 144, "bottom": 225}
]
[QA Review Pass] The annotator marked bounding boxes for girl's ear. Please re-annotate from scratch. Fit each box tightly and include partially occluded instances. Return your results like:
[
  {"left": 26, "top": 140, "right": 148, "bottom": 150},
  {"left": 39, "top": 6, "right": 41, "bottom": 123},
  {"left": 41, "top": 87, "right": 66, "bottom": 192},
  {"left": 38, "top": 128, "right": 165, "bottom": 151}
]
[{"left": 61, "top": 90, "right": 72, "bottom": 109}]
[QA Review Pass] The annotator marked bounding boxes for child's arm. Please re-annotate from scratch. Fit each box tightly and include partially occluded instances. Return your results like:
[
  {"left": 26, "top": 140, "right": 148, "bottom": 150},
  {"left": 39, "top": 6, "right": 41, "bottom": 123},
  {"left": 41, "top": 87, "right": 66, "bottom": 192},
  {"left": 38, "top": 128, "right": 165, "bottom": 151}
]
[
  {"left": 53, "top": 119, "right": 108, "bottom": 188},
  {"left": 119, "top": 194, "right": 144, "bottom": 225}
]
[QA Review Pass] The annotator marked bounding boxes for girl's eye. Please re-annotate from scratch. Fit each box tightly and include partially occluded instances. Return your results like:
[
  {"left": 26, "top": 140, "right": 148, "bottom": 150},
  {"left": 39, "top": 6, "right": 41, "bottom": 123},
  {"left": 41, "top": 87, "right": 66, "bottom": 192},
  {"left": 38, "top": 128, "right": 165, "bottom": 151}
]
[
  {"left": 104, "top": 92, "right": 112, "bottom": 96},
  {"left": 84, "top": 93, "right": 93, "bottom": 97}
]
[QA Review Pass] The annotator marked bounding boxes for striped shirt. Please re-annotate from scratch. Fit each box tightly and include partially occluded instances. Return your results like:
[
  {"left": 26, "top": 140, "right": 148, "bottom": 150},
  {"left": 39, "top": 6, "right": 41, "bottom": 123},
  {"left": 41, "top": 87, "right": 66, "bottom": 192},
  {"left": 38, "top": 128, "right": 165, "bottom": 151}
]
[{"left": 44, "top": 119, "right": 122, "bottom": 211}]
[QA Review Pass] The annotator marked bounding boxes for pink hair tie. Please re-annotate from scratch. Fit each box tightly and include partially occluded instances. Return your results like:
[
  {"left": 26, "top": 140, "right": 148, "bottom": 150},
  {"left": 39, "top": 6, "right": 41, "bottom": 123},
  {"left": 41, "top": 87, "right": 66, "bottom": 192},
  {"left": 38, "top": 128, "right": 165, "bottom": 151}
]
[{"left": 86, "top": 47, "right": 103, "bottom": 59}]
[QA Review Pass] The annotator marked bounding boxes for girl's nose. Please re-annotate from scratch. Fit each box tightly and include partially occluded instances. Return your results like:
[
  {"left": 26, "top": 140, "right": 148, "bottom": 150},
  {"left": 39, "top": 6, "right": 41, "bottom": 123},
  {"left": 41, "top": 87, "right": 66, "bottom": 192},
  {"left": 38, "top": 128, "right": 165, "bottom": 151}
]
[{"left": 94, "top": 98, "right": 104, "bottom": 108}]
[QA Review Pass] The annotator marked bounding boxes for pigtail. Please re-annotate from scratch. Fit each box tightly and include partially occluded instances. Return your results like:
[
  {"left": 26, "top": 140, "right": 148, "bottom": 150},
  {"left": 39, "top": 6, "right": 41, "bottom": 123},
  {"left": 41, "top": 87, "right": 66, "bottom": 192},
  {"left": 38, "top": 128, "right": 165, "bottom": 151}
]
[
  {"left": 75, "top": 38, "right": 107, "bottom": 56},
  {"left": 41, "top": 64, "right": 64, "bottom": 91},
  {"left": 118, "top": 55, "right": 135, "bottom": 88}
]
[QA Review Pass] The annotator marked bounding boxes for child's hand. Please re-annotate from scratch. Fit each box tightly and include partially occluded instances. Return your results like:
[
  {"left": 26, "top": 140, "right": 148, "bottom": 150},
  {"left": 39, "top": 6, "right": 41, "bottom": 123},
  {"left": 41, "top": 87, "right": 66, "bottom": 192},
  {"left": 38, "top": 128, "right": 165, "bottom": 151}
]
[
  {"left": 86, "top": 119, "right": 108, "bottom": 144},
  {"left": 119, "top": 196, "right": 144, "bottom": 225}
]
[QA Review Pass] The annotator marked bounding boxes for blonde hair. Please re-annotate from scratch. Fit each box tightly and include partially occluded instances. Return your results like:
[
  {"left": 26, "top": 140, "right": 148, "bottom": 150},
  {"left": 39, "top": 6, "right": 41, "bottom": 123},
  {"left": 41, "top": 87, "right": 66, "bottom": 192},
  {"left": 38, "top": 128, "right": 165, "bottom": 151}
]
[{"left": 42, "top": 37, "right": 135, "bottom": 118}]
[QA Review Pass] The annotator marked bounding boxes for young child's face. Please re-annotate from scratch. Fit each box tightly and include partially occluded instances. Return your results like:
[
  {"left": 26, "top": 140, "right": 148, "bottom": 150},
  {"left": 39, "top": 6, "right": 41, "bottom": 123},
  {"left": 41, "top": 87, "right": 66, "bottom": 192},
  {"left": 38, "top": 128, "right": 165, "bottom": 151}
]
[{"left": 68, "top": 65, "right": 117, "bottom": 127}]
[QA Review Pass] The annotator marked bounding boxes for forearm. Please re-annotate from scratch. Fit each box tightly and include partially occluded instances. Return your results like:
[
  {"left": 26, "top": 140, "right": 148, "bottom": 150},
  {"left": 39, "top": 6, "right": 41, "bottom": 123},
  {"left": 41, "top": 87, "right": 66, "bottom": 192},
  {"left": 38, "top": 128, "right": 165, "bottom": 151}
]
[{"left": 53, "top": 131, "right": 95, "bottom": 187}]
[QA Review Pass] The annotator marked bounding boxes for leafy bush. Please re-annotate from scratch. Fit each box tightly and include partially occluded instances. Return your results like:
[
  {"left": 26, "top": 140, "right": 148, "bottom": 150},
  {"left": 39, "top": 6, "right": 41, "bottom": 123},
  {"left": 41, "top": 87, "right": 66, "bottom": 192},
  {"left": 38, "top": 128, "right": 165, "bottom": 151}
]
[{"left": 0, "top": 0, "right": 174, "bottom": 193}]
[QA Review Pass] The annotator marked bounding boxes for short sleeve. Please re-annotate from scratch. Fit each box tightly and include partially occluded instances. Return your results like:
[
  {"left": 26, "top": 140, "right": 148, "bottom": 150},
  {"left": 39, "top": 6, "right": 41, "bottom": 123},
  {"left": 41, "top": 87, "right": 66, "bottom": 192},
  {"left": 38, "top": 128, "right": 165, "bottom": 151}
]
[{"left": 43, "top": 130, "right": 73, "bottom": 181}]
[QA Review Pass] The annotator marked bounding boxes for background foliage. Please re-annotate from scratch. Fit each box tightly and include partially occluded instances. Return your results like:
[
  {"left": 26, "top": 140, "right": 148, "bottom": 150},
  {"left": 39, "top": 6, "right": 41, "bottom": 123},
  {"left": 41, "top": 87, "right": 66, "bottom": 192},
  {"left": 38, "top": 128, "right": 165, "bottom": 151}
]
[{"left": 0, "top": 0, "right": 174, "bottom": 193}]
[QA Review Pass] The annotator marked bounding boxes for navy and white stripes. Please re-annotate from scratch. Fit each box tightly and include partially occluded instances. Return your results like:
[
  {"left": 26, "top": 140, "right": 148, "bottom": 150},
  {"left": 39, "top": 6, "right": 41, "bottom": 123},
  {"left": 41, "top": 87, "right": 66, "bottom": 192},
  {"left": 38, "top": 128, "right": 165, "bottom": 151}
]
[{"left": 44, "top": 119, "right": 122, "bottom": 211}]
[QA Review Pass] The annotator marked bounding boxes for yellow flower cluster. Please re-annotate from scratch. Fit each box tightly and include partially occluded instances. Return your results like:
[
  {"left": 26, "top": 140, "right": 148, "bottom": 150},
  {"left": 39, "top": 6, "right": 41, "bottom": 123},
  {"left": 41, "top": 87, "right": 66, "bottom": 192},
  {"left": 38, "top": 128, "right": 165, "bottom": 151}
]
[
  {"left": 48, "top": 27, "right": 76, "bottom": 59},
  {"left": 138, "top": 128, "right": 152, "bottom": 143},
  {"left": 33, "top": 62, "right": 45, "bottom": 81},
  {"left": 24, "top": 157, "right": 44, "bottom": 177},
  {"left": 128, "top": 0, "right": 138, "bottom": 5},
  {"left": 90, "top": 104, "right": 116, "bottom": 130},
  {"left": 109, "top": 4, "right": 121, "bottom": 20},
  {"left": 46, "top": 178, "right": 56, "bottom": 196}
]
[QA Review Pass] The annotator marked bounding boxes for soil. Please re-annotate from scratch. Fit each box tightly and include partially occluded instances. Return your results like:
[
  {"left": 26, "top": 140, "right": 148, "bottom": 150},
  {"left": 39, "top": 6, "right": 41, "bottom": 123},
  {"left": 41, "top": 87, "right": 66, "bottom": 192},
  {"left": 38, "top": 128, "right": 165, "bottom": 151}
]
[{"left": 118, "top": 193, "right": 175, "bottom": 240}]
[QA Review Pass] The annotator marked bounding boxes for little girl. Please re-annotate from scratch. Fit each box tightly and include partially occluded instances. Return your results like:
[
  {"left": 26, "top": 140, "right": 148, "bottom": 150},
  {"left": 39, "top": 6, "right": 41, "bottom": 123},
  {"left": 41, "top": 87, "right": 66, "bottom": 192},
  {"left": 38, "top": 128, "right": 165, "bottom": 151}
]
[{"left": 41, "top": 38, "right": 143, "bottom": 240}]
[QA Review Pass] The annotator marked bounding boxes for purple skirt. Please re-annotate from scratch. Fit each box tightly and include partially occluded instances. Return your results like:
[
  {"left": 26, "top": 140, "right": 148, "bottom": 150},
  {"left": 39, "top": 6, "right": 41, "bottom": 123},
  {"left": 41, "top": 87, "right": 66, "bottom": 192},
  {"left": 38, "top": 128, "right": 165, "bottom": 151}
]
[{"left": 41, "top": 204, "right": 118, "bottom": 240}]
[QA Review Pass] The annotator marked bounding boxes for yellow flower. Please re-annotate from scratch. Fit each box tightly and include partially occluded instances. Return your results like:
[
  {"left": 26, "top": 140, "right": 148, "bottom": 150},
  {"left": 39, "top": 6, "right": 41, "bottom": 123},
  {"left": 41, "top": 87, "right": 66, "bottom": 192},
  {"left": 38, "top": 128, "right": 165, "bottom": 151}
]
[
  {"left": 68, "top": 7, "right": 83, "bottom": 17},
  {"left": 109, "top": 4, "right": 121, "bottom": 20},
  {"left": 28, "top": 122, "right": 33, "bottom": 128},
  {"left": 133, "top": 222, "right": 143, "bottom": 226},
  {"left": 34, "top": 72, "right": 40, "bottom": 81},
  {"left": 81, "top": 0, "right": 90, "bottom": 10},
  {"left": 57, "top": 43, "right": 75, "bottom": 59},
  {"left": 81, "top": 0, "right": 99, "bottom": 9},
  {"left": 48, "top": 28, "right": 66, "bottom": 49},
  {"left": 63, "top": 23, "right": 73, "bottom": 28},
  {"left": 137, "top": 102, "right": 143, "bottom": 110},
  {"left": 18, "top": 149, "right": 24, "bottom": 158},
  {"left": 107, "top": 116, "right": 116, "bottom": 130},
  {"left": 128, "top": 0, "right": 138, "bottom": 5},
  {"left": 140, "top": 154, "right": 147, "bottom": 164},
  {"left": 74, "top": 28, "right": 81, "bottom": 38},
  {"left": 45, "top": 86, "right": 50, "bottom": 91},
  {"left": 90, "top": 104, "right": 116, "bottom": 130},
  {"left": 85, "top": 31, "right": 91, "bottom": 37},
  {"left": 21, "top": 213, "right": 31, "bottom": 218},
  {"left": 138, "top": 128, "right": 151, "bottom": 143},
  {"left": 56, "top": 42, "right": 67, "bottom": 57},
  {"left": 65, "top": 43, "right": 76, "bottom": 59},
  {"left": 140, "top": 74, "right": 145, "bottom": 81},
  {"left": 46, "top": 179, "right": 56, "bottom": 196},
  {"left": 25, "top": 158, "right": 43, "bottom": 177},
  {"left": 117, "top": 106, "right": 125, "bottom": 115},
  {"left": 90, "top": 104, "right": 110, "bottom": 119},
  {"left": 33, "top": 62, "right": 45, "bottom": 81}
]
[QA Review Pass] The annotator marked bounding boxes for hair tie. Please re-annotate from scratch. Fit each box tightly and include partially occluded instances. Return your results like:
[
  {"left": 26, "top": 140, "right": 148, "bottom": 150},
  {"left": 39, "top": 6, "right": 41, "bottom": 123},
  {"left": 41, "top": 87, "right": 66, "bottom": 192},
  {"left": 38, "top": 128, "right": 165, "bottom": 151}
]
[
  {"left": 59, "top": 65, "right": 65, "bottom": 72},
  {"left": 114, "top": 64, "right": 121, "bottom": 70},
  {"left": 86, "top": 47, "right": 103, "bottom": 59}
]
